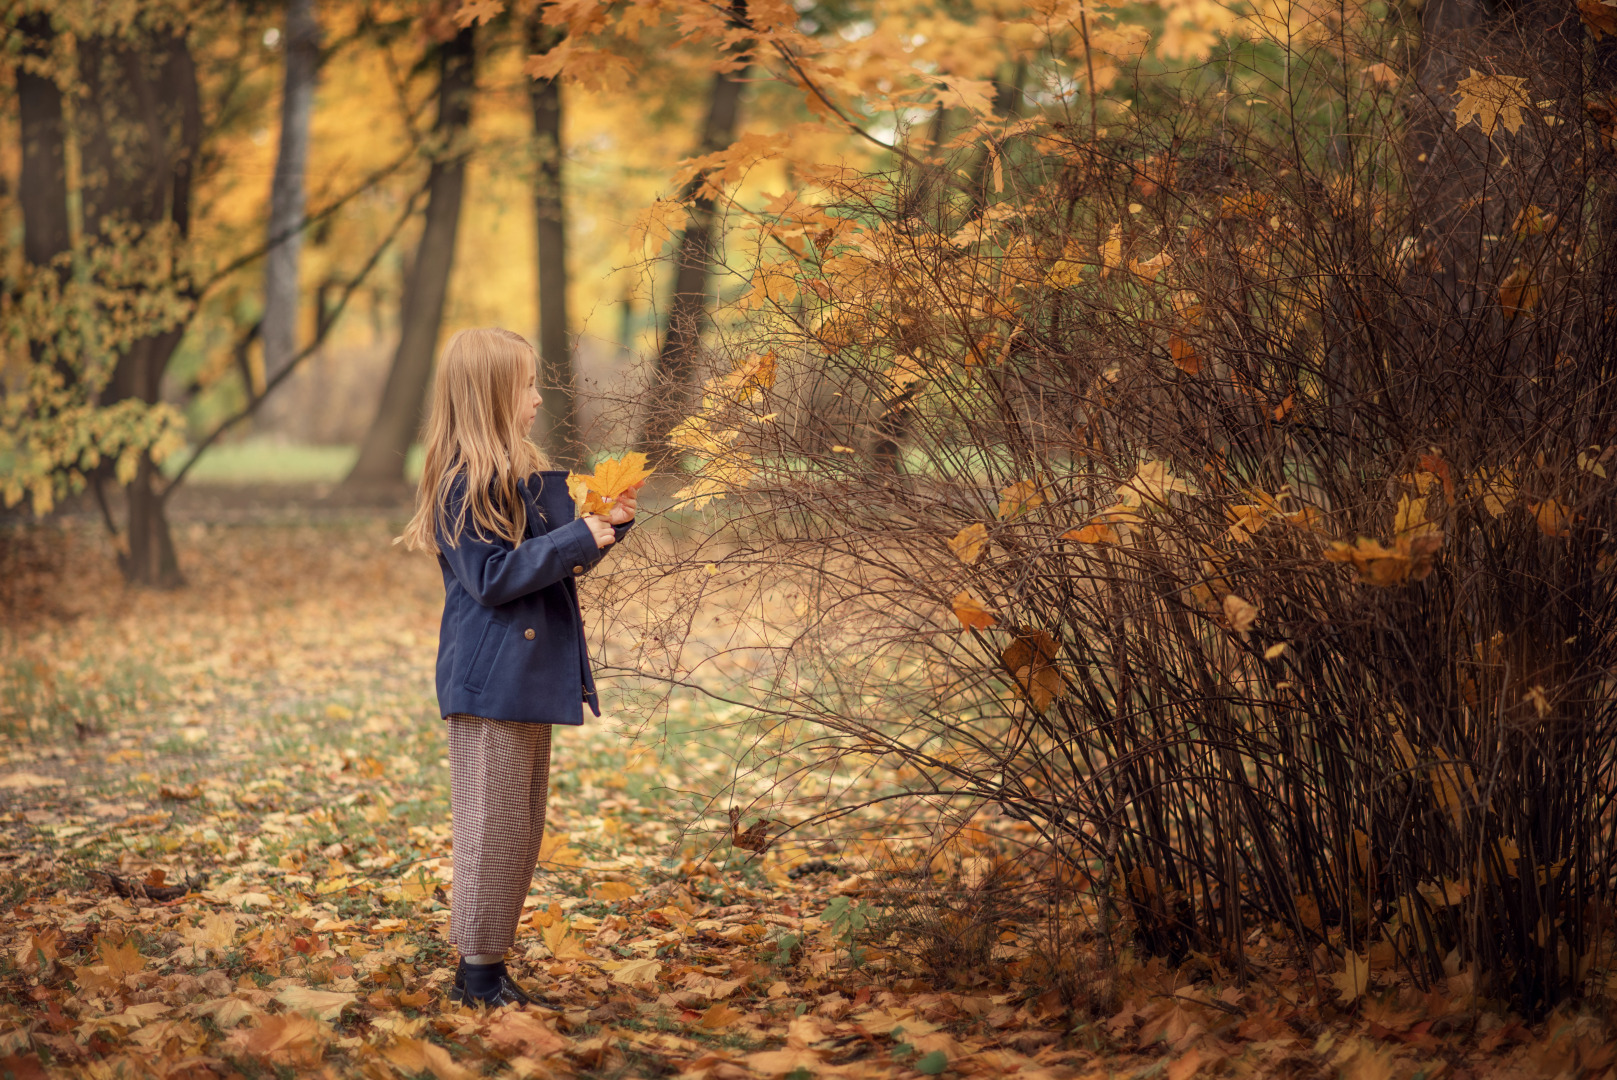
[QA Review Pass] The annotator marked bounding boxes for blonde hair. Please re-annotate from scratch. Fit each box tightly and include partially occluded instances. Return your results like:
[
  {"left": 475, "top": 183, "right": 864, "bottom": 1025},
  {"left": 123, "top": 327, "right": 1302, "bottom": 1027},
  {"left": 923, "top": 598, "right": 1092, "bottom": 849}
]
[{"left": 401, "top": 327, "right": 550, "bottom": 553}]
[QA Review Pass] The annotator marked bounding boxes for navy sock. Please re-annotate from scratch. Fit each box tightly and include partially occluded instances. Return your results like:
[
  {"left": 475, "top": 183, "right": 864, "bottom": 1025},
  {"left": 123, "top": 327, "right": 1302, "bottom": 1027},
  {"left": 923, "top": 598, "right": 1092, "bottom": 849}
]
[{"left": 461, "top": 960, "right": 503, "bottom": 998}]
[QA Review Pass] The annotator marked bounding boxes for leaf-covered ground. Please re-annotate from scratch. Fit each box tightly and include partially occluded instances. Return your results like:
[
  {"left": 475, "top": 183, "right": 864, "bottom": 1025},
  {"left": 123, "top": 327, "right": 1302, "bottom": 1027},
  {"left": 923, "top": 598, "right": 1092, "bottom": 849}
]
[{"left": 1, "top": 505, "right": 1613, "bottom": 1080}]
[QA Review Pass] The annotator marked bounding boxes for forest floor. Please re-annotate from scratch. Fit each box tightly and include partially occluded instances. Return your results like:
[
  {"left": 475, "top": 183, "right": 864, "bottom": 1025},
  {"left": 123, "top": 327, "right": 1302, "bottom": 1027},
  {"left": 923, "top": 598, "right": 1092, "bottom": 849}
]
[{"left": 0, "top": 494, "right": 1611, "bottom": 1080}]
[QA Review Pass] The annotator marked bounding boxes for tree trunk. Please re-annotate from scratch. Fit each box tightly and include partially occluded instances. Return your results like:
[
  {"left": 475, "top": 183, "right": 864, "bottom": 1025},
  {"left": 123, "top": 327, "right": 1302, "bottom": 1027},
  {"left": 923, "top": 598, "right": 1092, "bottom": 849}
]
[
  {"left": 964, "top": 60, "right": 1026, "bottom": 220},
  {"left": 78, "top": 30, "right": 202, "bottom": 589},
  {"left": 345, "top": 26, "right": 475, "bottom": 488},
  {"left": 259, "top": 0, "right": 322, "bottom": 424},
  {"left": 637, "top": 8, "right": 750, "bottom": 460},
  {"left": 526, "top": 14, "right": 577, "bottom": 466},
  {"left": 17, "top": 13, "right": 71, "bottom": 271}
]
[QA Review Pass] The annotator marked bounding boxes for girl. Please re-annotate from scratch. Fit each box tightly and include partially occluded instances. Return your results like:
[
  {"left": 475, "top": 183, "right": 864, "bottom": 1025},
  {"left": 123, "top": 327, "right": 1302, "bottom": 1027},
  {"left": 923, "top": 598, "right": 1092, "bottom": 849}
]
[{"left": 401, "top": 327, "right": 638, "bottom": 1007}]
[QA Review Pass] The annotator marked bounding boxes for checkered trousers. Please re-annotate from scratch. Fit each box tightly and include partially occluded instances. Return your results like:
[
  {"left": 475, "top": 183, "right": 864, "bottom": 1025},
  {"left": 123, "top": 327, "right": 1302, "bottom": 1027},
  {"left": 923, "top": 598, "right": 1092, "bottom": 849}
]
[{"left": 445, "top": 715, "right": 553, "bottom": 956}]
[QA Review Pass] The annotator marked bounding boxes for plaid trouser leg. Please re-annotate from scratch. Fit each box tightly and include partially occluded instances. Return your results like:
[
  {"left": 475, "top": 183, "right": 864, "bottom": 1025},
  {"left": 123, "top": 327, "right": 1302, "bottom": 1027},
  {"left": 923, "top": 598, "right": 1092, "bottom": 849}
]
[{"left": 445, "top": 715, "right": 553, "bottom": 956}]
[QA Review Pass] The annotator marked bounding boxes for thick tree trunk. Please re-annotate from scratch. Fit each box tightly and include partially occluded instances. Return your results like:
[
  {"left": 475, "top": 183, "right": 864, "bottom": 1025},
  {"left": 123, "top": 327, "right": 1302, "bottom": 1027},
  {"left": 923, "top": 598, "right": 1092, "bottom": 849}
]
[
  {"left": 345, "top": 27, "right": 475, "bottom": 488},
  {"left": 526, "top": 14, "right": 577, "bottom": 466},
  {"left": 259, "top": 0, "right": 321, "bottom": 420},
  {"left": 77, "top": 30, "right": 202, "bottom": 589},
  {"left": 636, "top": 62, "right": 748, "bottom": 459},
  {"left": 17, "top": 14, "right": 70, "bottom": 271}
]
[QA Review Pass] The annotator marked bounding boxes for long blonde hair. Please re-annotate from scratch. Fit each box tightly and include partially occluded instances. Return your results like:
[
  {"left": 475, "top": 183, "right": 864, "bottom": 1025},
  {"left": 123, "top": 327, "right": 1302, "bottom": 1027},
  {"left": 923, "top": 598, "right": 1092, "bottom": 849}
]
[{"left": 401, "top": 327, "right": 550, "bottom": 553}]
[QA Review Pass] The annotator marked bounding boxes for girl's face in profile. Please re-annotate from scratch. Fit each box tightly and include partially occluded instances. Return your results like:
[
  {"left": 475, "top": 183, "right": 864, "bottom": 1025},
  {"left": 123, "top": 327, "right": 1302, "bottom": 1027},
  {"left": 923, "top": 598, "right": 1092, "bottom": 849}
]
[{"left": 518, "top": 364, "right": 542, "bottom": 431}]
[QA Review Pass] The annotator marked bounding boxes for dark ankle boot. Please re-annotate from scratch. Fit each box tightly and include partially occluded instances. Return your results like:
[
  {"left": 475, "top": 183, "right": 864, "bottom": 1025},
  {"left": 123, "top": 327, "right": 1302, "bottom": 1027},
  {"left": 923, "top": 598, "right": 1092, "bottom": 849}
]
[{"left": 448, "top": 959, "right": 533, "bottom": 1007}]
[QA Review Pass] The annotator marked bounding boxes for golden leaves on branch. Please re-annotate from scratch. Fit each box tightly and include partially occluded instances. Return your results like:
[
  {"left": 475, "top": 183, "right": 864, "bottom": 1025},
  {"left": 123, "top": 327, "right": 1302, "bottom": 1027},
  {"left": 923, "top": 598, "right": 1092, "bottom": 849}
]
[
  {"left": 743, "top": 262, "right": 800, "bottom": 309},
  {"left": 1225, "top": 490, "right": 1320, "bottom": 544},
  {"left": 1472, "top": 468, "right": 1517, "bottom": 518},
  {"left": 997, "top": 479, "right": 1047, "bottom": 519},
  {"left": 1222, "top": 593, "right": 1258, "bottom": 633},
  {"left": 1324, "top": 495, "right": 1444, "bottom": 586},
  {"left": 1498, "top": 266, "right": 1541, "bottom": 316},
  {"left": 951, "top": 591, "right": 997, "bottom": 630},
  {"left": 1043, "top": 241, "right": 1086, "bottom": 290},
  {"left": 631, "top": 198, "right": 689, "bottom": 252},
  {"left": 1130, "top": 249, "right": 1174, "bottom": 279},
  {"left": 664, "top": 352, "right": 775, "bottom": 509},
  {"left": 1534, "top": 499, "right": 1574, "bottom": 538},
  {"left": 523, "top": 40, "right": 637, "bottom": 91},
  {"left": 947, "top": 523, "right": 988, "bottom": 564},
  {"left": 1579, "top": 0, "right": 1617, "bottom": 40},
  {"left": 1099, "top": 225, "right": 1123, "bottom": 277},
  {"left": 1001, "top": 628, "right": 1065, "bottom": 713},
  {"left": 1512, "top": 204, "right": 1557, "bottom": 238},
  {"left": 727, "top": 806, "right": 776, "bottom": 853},
  {"left": 453, "top": 0, "right": 504, "bottom": 28},
  {"left": 1454, "top": 70, "right": 1530, "bottom": 138},
  {"left": 1120, "top": 459, "right": 1197, "bottom": 509},
  {"left": 1064, "top": 521, "right": 1121, "bottom": 545},
  {"left": 1360, "top": 61, "right": 1400, "bottom": 87}
]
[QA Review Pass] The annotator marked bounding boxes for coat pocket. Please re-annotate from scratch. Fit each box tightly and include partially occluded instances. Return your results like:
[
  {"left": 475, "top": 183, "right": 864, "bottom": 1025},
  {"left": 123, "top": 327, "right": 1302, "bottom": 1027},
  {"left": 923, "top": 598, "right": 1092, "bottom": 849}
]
[{"left": 462, "top": 616, "right": 511, "bottom": 694}]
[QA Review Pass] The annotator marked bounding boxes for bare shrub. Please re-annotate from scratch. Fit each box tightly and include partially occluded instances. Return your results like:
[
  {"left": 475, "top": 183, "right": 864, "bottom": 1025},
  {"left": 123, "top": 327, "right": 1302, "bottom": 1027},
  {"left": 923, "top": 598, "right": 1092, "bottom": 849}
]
[{"left": 596, "top": 6, "right": 1617, "bottom": 1013}]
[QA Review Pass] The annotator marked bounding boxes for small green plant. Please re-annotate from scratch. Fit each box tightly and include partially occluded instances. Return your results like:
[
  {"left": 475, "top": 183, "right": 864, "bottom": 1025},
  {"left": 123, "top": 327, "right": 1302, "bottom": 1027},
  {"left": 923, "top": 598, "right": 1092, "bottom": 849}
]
[
  {"left": 822, "top": 895, "right": 878, "bottom": 966},
  {"left": 765, "top": 927, "right": 801, "bottom": 969}
]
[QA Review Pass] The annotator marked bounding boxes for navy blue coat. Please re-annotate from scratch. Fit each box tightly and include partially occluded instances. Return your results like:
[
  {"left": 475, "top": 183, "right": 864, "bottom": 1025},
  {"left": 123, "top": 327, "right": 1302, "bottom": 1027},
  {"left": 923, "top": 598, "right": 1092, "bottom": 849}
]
[{"left": 434, "top": 470, "right": 630, "bottom": 725}]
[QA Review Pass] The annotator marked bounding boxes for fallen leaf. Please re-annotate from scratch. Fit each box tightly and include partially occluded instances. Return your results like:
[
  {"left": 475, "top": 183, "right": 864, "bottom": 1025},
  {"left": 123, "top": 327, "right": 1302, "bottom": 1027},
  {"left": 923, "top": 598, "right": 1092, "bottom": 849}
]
[
  {"left": 541, "top": 918, "right": 589, "bottom": 961},
  {"left": 591, "top": 880, "right": 637, "bottom": 902},
  {"left": 698, "top": 1002, "right": 745, "bottom": 1029},
  {"left": 0, "top": 772, "right": 64, "bottom": 790},
  {"left": 1330, "top": 951, "right": 1372, "bottom": 1004},
  {"left": 385, "top": 1036, "right": 476, "bottom": 1080},
  {"left": 1168, "top": 1047, "right": 1220, "bottom": 1080},
  {"left": 99, "top": 938, "right": 147, "bottom": 980},
  {"left": 232, "top": 1012, "right": 329, "bottom": 1067},
  {"left": 606, "top": 957, "right": 663, "bottom": 986},
  {"left": 274, "top": 986, "right": 356, "bottom": 1022},
  {"left": 745, "top": 1047, "right": 824, "bottom": 1076},
  {"left": 484, "top": 1010, "right": 570, "bottom": 1056}
]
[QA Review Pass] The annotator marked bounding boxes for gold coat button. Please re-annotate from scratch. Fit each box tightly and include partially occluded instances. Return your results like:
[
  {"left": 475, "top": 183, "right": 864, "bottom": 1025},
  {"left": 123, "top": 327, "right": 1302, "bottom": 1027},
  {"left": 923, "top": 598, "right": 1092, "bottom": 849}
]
[
  {"left": 524, "top": 628, "right": 535, "bottom": 640},
  {"left": 572, "top": 564, "right": 584, "bottom": 574}
]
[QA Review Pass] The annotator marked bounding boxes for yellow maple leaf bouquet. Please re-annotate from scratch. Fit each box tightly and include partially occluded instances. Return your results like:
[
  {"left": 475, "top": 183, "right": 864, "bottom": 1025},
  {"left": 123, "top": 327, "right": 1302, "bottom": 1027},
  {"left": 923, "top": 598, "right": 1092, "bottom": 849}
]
[{"left": 566, "top": 452, "right": 654, "bottom": 517}]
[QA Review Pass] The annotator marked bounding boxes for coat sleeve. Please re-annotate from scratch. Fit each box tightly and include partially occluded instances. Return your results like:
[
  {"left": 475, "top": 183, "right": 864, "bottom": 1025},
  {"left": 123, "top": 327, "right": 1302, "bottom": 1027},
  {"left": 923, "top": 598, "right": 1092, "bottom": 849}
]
[
  {"left": 575, "top": 518, "right": 633, "bottom": 579},
  {"left": 438, "top": 477, "right": 603, "bottom": 607}
]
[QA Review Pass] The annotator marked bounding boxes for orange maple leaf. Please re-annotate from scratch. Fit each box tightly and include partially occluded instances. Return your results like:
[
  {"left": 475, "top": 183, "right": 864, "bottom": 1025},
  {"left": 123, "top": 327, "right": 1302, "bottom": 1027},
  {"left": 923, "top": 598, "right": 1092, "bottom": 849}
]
[{"left": 952, "top": 591, "right": 996, "bottom": 629}]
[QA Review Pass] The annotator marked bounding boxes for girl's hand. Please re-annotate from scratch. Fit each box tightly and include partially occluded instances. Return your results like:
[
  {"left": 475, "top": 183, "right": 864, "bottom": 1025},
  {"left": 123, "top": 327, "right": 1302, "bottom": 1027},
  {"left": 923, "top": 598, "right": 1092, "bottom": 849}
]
[
  {"left": 607, "top": 480, "right": 643, "bottom": 526},
  {"left": 583, "top": 514, "right": 616, "bottom": 549}
]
